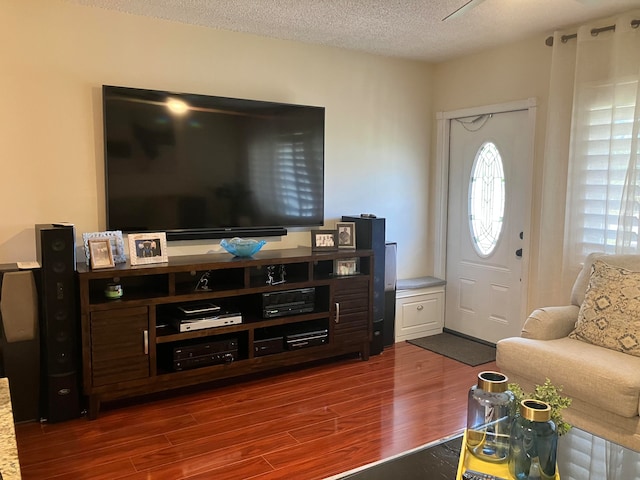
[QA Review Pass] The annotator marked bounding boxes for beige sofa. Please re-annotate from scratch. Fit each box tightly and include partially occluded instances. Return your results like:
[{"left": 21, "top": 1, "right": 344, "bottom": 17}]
[{"left": 497, "top": 253, "right": 640, "bottom": 452}]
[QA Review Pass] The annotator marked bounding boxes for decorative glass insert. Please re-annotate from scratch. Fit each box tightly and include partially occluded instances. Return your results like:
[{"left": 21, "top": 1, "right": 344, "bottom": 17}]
[{"left": 469, "top": 142, "right": 505, "bottom": 257}]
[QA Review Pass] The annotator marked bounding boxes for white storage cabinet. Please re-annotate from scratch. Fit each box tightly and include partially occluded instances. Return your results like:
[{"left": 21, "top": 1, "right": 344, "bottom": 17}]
[{"left": 394, "top": 277, "right": 445, "bottom": 342}]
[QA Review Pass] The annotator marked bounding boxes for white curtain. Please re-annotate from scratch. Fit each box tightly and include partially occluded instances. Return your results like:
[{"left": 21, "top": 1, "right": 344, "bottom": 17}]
[
  {"left": 535, "top": 10, "right": 640, "bottom": 308},
  {"left": 536, "top": 13, "right": 640, "bottom": 478}
]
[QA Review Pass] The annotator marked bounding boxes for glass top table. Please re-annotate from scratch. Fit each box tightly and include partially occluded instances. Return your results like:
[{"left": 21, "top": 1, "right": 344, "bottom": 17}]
[{"left": 327, "top": 427, "right": 640, "bottom": 480}]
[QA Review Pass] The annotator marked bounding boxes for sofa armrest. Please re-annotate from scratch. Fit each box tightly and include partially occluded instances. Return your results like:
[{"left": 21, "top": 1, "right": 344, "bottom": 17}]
[{"left": 520, "top": 306, "right": 580, "bottom": 340}]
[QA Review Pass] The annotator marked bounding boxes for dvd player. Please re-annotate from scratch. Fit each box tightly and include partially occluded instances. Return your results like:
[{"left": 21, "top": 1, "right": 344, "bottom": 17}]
[
  {"left": 285, "top": 328, "right": 328, "bottom": 350},
  {"left": 177, "top": 302, "right": 221, "bottom": 316},
  {"left": 171, "top": 312, "right": 242, "bottom": 332}
]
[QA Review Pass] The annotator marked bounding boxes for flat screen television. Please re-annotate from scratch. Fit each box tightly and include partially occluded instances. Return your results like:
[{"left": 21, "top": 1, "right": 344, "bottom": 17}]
[{"left": 103, "top": 85, "right": 325, "bottom": 240}]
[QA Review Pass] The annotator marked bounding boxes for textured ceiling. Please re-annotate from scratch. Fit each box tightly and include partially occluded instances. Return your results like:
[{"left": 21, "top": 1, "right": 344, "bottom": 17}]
[{"left": 69, "top": 0, "right": 640, "bottom": 62}]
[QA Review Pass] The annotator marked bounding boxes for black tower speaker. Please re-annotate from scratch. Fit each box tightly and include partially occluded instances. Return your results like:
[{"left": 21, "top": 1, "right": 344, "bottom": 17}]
[
  {"left": 342, "top": 216, "right": 385, "bottom": 355},
  {"left": 384, "top": 242, "right": 397, "bottom": 347},
  {"left": 35, "top": 224, "right": 81, "bottom": 422}
]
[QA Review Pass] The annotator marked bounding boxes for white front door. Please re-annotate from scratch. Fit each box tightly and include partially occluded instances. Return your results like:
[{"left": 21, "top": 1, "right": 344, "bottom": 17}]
[{"left": 445, "top": 108, "right": 533, "bottom": 344}]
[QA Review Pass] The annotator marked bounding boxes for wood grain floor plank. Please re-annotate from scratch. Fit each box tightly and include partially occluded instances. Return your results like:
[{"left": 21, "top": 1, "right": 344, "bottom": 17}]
[
  {"left": 188, "top": 374, "right": 366, "bottom": 425},
  {"left": 165, "top": 406, "right": 337, "bottom": 446},
  {"left": 19, "top": 415, "right": 197, "bottom": 463},
  {"left": 17, "top": 408, "right": 200, "bottom": 454},
  {"left": 19, "top": 435, "right": 171, "bottom": 479},
  {"left": 181, "top": 456, "right": 276, "bottom": 480},
  {"left": 129, "top": 433, "right": 298, "bottom": 476},
  {"left": 43, "top": 459, "right": 137, "bottom": 480}
]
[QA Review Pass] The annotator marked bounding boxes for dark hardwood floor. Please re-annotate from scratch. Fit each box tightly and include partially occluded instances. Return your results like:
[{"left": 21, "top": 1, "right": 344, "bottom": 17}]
[{"left": 14, "top": 342, "right": 497, "bottom": 479}]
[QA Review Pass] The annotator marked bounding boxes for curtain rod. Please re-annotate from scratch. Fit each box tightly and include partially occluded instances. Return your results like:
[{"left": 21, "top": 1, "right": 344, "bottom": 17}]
[{"left": 545, "top": 18, "right": 639, "bottom": 46}]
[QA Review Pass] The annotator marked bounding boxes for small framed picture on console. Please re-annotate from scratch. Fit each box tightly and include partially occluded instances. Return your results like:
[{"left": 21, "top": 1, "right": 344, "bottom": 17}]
[
  {"left": 82, "top": 230, "right": 126, "bottom": 264},
  {"left": 336, "top": 222, "right": 356, "bottom": 249},
  {"left": 334, "top": 258, "right": 359, "bottom": 276},
  {"left": 88, "top": 238, "right": 115, "bottom": 270},
  {"left": 311, "top": 230, "right": 338, "bottom": 252},
  {"left": 128, "top": 232, "right": 168, "bottom": 265}
]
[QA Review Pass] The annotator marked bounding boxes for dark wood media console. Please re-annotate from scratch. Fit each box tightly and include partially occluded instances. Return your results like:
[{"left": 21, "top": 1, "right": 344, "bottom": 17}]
[{"left": 77, "top": 247, "right": 373, "bottom": 419}]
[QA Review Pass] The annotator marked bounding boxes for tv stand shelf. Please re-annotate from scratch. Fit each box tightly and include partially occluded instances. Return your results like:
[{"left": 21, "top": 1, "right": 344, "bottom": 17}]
[{"left": 77, "top": 247, "right": 373, "bottom": 419}]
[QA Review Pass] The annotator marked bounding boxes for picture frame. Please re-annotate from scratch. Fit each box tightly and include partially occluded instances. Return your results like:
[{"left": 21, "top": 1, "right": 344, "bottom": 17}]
[
  {"left": 334, "top": 257, "right": 359, "bottom": 276},
  {"left": 88, "top": 238, "right": 115, "bottom": 270},
  {"left": 128, "top": 232, "right": 168, "bottom": 265},
  {"left": 336, "top": 222, "right": 356, "bottom": 249},
  {"left": 82, "top": 230, "right": 126, "bottom": 264},
  {"left": 311, "top": 230, "right": 338, "bottom": 251}
]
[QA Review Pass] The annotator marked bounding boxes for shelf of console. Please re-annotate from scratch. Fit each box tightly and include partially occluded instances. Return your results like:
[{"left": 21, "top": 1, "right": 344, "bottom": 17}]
[
  {"left": 155, "top": 311, "right": 330, "bottom": 343},
  {"left": 85, "top": 338, "right": 369, "bottom": 420}
]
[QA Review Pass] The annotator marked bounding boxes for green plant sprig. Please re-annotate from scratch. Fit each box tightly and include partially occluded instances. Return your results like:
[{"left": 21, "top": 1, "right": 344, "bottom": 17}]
[{"left": 508, "top": 378, "right": 572, "bottom": 436}]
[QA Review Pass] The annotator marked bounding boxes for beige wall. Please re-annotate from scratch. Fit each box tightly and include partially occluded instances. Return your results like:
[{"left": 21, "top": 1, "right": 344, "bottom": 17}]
[
  {"left": 431, "top": 36, "right": 553, "bottom": 312},
  {"left": 0, "top": 0, "right": 433, "bottom": 279},
  {"left": 0, "top": 1, "right": 558, "bottom": 294}
]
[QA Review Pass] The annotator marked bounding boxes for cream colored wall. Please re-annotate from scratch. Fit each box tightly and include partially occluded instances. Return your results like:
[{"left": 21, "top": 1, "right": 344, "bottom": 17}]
[
  {"left": 0, "top": 0, "right": 433, "bottom": 280},
  {"left": 431, "top": 36, "right": 553, "bottom": 312}
]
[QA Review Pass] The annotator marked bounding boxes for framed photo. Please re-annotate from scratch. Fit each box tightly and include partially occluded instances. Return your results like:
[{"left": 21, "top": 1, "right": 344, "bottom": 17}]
[
  {"left": 336, "top": 222, "right": 356, "bottom": 249},
  {"left": 82, "top": 230, "right": 126, "bottom": 264},
  {"left": 334, "top": 258, "right": 359, "bottom": 276},
  {"left": 88, "top": 238, "right": 115, "bottom": 270},
  {"left": 128, "top": 232, "right": 168, "bottom": 265},
  {"left": 311, "top": 230, "right": 338, "bottom": 251}
]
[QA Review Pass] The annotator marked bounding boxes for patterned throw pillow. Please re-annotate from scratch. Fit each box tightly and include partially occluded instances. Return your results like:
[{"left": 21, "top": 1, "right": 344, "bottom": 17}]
[{"left": 569, "top": 260, "right": 640, "bottom": 356}]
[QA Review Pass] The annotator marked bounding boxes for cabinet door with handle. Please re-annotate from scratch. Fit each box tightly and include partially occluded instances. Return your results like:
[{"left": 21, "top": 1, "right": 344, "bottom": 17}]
[
  {"left": 90, "top": 306, "right": 150, "bottom": 387},
  {"left": 332, "top": 277, "right": 370, "bottom": 348}
]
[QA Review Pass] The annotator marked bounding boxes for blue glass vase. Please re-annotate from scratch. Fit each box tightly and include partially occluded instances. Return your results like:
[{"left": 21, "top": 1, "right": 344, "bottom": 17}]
[
  {"left": 466, "top": 371, "right": 515, "bottom": 463},
  {"left": 508, "top": 399, "right": 558, "bottom": 480}
]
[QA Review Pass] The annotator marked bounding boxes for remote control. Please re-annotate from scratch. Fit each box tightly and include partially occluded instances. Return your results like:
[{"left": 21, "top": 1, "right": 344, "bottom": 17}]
[{"left": 462, "top": 470, "right": 507, "bottom": 480}]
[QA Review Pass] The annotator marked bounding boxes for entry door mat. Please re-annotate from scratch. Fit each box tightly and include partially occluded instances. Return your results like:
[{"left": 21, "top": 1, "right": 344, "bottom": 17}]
[
  {"left": 339, "top": 433, "right": 463, "bottom": 479},
  {"left": 407, "top": 332, "right": 496, "bottom": 366}
]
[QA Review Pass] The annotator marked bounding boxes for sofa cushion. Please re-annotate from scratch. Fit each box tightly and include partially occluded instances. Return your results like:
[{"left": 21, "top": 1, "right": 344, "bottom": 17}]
[
  {"left": 497, "top": 336, "right": 640, "bottom": 418},
  {"left": 571, "top": 253, "right": 640, "bottom": 307},
  {"left": 569, "top": 260, "right": 640, "bottom": 357}
]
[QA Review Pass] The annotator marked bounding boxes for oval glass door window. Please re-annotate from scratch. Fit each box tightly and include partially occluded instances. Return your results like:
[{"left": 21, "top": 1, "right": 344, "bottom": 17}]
[{"left": 468, "top": 141, "right": 505, "bottom": 257}]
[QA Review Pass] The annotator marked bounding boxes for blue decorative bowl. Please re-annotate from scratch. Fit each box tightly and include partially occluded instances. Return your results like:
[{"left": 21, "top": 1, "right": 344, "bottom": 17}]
[{"left": 220, "top": 238, "right": 266, "bottom": 257}]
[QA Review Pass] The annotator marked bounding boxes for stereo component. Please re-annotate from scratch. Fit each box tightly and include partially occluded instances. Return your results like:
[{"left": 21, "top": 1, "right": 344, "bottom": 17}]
[
  {"left": 171, "top": 313, "right": 242, "bottom": 332},
  {"left": 262, "top": 287, "right": 315, "bottom": 318},
  {"left": 170, "top": 302, "right": 241, "bottom": 332},
  {"left": 254, "top": 336, "right": 284, "bottom": 357},
  {"left": 173, "top": 354, "right": 236, "bottom": 371},
  {"left": 285, "top": 328, "right": 328, "bottom": 350},
  {"left": 170, "top": 338, "right": 238, "bottom": 371}
]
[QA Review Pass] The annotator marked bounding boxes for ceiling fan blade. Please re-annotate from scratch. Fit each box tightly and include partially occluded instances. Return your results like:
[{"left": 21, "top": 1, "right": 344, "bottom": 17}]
[{"left": 442, "top": 0, "right": 487, "bottom": 21}]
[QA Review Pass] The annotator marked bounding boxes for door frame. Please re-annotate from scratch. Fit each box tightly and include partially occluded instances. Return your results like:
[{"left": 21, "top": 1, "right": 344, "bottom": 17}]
[{"left": 434, "top": 98, "right": 537, "bottom": 328}]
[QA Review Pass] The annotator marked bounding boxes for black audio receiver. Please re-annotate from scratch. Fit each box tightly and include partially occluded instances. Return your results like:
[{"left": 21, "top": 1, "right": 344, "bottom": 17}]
[
  {"left": 169, "top": 338, "right": 238, "bottom": 371},
  {"left": 262, "top": 287, "right": 315, "bottom": 318}
]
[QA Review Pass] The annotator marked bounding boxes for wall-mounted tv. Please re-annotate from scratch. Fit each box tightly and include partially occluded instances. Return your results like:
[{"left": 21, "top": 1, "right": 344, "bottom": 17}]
[{"left": 103, "top": 85, "right": 325, "bottom": 240}]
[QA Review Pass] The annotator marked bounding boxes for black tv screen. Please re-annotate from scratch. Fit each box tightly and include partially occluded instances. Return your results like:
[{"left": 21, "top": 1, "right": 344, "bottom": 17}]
[{"left": 103, "top": 85, "right": 325, "bottom": 240}]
